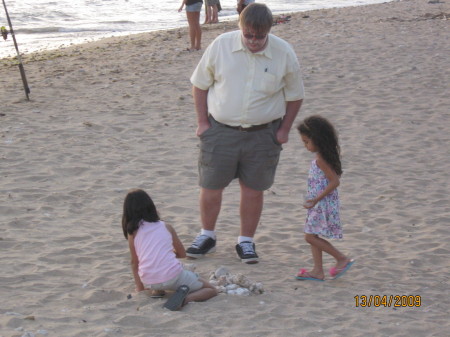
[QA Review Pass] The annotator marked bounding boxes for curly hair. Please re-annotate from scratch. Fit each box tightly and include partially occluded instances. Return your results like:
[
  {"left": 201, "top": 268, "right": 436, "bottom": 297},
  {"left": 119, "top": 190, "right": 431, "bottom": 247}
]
[
  {"left": 121, "top": 189, "right": 160, "bottom": 239},
  {"left": 297, "top": 115, "right": 342, "bottom": 176}
]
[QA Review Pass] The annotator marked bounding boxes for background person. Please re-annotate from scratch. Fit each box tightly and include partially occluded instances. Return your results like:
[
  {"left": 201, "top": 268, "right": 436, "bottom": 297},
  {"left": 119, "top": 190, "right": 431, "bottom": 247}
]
[
  {"left": 237, "top": 0, "right": 255, "bottom": 14},
  {"left": 179, "top": 0, "right": 203, "bottom": 51}
]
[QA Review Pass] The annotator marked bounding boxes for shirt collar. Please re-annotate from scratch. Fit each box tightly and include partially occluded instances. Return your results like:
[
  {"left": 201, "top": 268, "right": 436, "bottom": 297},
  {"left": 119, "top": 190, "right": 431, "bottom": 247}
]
[{"left": 232, "top": 31, "right": 273, "bottom": 59}]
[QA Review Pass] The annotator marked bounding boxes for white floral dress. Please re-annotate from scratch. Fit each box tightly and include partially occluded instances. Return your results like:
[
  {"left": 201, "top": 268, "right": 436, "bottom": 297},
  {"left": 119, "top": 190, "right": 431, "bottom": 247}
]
[{"left": 305, "top": 159, "right": 342, "bottom": 239}]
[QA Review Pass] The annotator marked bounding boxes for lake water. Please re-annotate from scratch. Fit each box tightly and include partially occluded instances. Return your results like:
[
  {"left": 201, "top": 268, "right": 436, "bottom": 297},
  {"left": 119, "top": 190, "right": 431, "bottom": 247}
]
[{"left": 0, "top": 0, "right": 391, "bottom": 58}]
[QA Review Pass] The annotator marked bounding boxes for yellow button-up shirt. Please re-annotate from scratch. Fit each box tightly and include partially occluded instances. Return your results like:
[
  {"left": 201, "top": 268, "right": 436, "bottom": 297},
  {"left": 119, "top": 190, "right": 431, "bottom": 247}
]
[{"left": 190, "top": 30, "right": 305, "bottom": 127}]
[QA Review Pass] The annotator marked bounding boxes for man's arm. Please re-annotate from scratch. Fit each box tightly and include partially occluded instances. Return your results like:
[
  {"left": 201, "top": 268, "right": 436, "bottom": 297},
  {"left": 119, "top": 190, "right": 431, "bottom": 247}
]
[
  {"left": 192, "top": 86, "right": 210, "bottom": 137},
  {"left": 276, "top": 99, "right": 303, "bottom": 144}
]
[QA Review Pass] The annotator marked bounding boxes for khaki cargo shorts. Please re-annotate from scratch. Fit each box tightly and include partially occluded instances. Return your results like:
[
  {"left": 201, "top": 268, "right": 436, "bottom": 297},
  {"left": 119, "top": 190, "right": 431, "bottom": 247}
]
[{"left": 198, "top": 116, "right": 282, "bottom": 191}]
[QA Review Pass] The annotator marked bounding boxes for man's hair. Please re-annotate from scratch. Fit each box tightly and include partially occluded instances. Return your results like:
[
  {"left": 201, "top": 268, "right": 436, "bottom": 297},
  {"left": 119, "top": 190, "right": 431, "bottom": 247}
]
[{"left": 239, "top": 3, "right": 273, "bottom": 33}]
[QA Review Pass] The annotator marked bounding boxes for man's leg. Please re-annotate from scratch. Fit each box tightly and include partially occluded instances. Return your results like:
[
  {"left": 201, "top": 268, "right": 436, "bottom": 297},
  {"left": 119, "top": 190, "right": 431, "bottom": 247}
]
[
  {"left": 235, "top": 180, "right": 263, "bottom": 264},
  {"left": 200, "top": 187, "right": 223, "bottom": 230},
  {"left": 186, "top": 187, "right": 223, "bottom": 258},
  {"left": 239, "top": 181, "right": 263, "bottom": 237}
]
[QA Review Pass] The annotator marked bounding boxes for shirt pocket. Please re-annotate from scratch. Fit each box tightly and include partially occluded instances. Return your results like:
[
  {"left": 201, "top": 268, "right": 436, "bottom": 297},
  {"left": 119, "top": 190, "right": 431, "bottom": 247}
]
[{"left": 256, "top": 72, "right": 279, "bottom": 95}]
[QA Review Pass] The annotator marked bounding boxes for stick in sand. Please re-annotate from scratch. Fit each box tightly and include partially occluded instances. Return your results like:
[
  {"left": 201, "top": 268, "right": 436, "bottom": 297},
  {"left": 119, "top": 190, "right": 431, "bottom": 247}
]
[{"left": 2, "top": 0, "right": 31, "bottom": 100}]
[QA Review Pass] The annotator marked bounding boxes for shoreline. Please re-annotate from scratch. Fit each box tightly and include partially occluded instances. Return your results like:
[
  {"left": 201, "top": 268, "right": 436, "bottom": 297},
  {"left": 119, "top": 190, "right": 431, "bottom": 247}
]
[
  {"left": 0, "top": 0, "right": 398, "bottom": 64},
  {"left": 1, "top": 0, "right": 449, "bottom": 336},
  {"left": 0, "top": 0, "right": 395, "bottom": 61}
]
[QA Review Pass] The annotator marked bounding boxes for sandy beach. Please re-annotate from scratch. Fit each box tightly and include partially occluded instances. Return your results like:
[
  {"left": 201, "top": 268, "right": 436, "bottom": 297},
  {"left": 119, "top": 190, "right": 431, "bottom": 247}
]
[{"left": 1, "top": 0, "right": 449, "bottom": 336}]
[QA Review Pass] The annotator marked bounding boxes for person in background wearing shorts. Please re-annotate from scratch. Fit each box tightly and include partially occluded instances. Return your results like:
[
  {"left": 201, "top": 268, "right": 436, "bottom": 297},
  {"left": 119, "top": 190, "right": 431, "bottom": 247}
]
[
  {"left": 179, "top": 0, "right": 203, "bottom": 51},
  {"left": 187, "top": 3, "right": 304, "bottom": 264},
  {"left": 204, "top": 0, "right": 219, "bottom": 24},
  {"left": 237, "top": 0, "right": 254, "bottom": 14}
]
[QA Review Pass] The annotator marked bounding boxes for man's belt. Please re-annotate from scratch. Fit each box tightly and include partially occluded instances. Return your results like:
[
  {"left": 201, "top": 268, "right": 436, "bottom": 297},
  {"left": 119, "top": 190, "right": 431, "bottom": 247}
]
[{"left": 214, "top": 117, "right": 281, "bottom": 132}]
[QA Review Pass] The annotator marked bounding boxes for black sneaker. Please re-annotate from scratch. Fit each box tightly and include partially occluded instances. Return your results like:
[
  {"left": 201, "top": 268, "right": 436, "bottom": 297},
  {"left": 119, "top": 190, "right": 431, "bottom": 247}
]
[
  {"left": 186, "top": 235, "right": 216, "bottom": 258},
  {"left": 235, "top": 241, "right": 259, "bottom": 264}
]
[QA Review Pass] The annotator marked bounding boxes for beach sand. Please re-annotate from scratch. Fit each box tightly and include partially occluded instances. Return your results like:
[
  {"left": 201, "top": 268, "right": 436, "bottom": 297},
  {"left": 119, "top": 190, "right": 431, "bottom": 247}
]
[{"left": 1, "top": 0, "right": 449, "bottom": 336}]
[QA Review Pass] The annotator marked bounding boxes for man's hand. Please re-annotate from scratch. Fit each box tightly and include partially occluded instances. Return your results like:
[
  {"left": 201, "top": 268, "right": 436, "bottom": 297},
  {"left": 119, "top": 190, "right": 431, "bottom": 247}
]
[
  {"left": 196, "top": 121, "right": 211, "bottom": 137},
  {"left": 276, "top": 128, "right": 290, "bottom": 144}
]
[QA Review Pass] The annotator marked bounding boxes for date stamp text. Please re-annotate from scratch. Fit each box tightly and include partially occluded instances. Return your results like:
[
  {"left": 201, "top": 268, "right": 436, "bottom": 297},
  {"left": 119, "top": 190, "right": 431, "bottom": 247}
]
[{"left": 354, "top": 295, "right": 421, "bottom": 307}]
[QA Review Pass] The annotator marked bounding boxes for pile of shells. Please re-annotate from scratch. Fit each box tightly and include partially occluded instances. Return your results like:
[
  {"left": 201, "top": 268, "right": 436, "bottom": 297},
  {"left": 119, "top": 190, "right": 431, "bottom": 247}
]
[{"left": 208, "top": 266, "right": 264, "bottom": 295}]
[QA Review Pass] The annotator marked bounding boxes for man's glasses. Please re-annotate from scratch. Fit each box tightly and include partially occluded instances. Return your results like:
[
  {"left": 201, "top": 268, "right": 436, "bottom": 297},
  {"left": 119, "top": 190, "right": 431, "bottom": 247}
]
[{"left": 243, "top": 33, "right": 267, "bottom": 40}]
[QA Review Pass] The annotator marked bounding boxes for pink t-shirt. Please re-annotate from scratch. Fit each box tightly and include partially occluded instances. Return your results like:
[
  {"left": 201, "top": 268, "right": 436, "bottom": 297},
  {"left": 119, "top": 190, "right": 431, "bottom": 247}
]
[{"left": 134, "top": 220, "right": 183, "bottom": 284}]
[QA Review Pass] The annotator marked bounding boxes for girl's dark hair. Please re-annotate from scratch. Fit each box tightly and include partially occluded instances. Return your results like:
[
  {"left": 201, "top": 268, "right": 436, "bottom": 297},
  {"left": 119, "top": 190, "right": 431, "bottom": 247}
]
[
  {"left": 121, "top": 189, "right": 160, "bottom": 239},
  {"left": 297, "top": 115, "right": 343, "bottom": 176}
]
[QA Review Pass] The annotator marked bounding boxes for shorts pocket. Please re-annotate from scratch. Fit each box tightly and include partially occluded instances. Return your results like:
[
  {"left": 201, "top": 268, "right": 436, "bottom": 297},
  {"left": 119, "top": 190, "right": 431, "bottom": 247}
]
[
  {"left": 268, "top": 126, "right": 282, "bottom": 146},
  {"left": 199, "top": 116, "right": 219, "bottom": 139}
]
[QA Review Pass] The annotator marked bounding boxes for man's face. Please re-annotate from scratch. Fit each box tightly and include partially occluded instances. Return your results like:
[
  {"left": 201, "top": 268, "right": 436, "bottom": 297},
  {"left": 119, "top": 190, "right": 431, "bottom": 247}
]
[{"left": 241, "top": 26, "right": 269, "bottom": 53}]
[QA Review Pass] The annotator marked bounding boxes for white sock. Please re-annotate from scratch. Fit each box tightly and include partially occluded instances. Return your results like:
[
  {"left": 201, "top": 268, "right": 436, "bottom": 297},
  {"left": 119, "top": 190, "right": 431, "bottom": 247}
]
[
  {"left": 201, "top": 229, "right": 216, "bottom": 239},
  {"left": 238, "top": 236, "right": 253, "bottom": 244}
]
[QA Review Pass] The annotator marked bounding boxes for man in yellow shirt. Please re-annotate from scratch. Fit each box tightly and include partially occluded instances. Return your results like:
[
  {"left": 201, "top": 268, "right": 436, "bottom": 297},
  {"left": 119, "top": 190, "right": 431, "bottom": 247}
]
[{"left": 187, "top": 3, "right": 304, "bottom": 264}]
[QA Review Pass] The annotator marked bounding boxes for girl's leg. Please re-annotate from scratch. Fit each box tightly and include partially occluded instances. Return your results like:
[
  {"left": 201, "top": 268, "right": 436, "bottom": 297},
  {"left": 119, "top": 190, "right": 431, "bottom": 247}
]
[
  {"left": 309, "top": 242, "right": 324, "bottom": 279},
  {"left": 187, "top": 11, "right": 201, "bottom": 50},
  {"left": 193, "top": 11, "right": 201, "bottom": 50},
  {"left": 304, "top": 234, "right": 350, "bottom": 278},
  {"left": 149, "top": 289, "right": 166, "bottom": 297},
  {"left": 204, "top": 5, "right": 211, "bottom": 24},
  {"left": 185, "top": 279, "right": 218, "bottom": 303},
  {"left": 186, "top": 12, "right": 197, "bottom": 50},
  {"left": 211, "top": 5, "right": 218, "bottom": 23}
]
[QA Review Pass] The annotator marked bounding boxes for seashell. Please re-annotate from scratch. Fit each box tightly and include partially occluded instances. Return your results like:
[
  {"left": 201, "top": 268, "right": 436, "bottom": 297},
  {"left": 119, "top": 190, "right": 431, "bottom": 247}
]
[
  {"left": 235, "top": 287, "right": 251, "bottom": 296},
  {"left": 249, "top": 282, "right": 264, "bottom": 294},
  {"left": 210, "top": 268, "right": 263, "bottom": 295},
  {"left": 214, "top": 266, "right": 230, "bottom": 278},
  {"left": 227, "top": 273, "right": 252, "bottom": 288},
  {"left": 216, "top": 286, "right": 227, "bottom": 293},
  {"left": 216, "top": 275, "right": 228, "bottom": 286},
  {"left": 225, "top": 284, "right": 239, "bottom": 291}
]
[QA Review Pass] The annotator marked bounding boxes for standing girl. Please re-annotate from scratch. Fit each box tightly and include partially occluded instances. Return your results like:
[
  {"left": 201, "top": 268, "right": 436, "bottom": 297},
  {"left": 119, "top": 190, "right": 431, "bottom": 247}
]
[
  {"left": 122, "top": 189, "right": 217, "bottom": 310},
  {"left": 296, "top": 115, "right": 354, "bottom": 281},
  {"left": 178, "top": 0, "right": 203, "bottom": 51}
]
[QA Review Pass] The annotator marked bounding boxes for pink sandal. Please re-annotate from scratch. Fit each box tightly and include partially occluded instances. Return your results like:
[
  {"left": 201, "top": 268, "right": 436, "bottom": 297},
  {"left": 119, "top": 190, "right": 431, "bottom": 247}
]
[
  {"left": 329, "top": 259, "right": 355, "bottom": 280},
  {"left": 295, "top": 268, "right": 324, "bottom": 281}
]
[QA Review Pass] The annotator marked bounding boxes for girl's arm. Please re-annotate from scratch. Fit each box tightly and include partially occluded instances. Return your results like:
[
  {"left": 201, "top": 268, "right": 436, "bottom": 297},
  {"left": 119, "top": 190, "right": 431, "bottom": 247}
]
[
  {"left": 312, "top": 156, "right": 340, "bottom": 205},
  {"left": 178, "top": 0, "right": 186, "bottom": 12},
  {"left": 128, "top": 234, "right": 145, "bottom": 292},
  {"left": 165, "top": 224, "right": 187, "bottom": 258}
]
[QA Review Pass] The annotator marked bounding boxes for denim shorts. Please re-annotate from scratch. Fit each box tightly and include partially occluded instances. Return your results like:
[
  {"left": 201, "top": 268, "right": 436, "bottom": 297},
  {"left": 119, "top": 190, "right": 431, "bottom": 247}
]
[
  {"left": 145, "top": 269, "right": 203, "bottom": 293},
  {"left": 186, "top": 2, "right": 202, "bottom": 12},
  {"left": 198, "top": 116, "right": 282, "bottom": 191}
]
